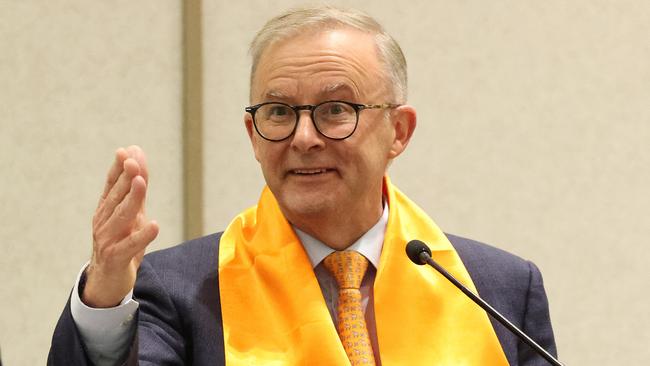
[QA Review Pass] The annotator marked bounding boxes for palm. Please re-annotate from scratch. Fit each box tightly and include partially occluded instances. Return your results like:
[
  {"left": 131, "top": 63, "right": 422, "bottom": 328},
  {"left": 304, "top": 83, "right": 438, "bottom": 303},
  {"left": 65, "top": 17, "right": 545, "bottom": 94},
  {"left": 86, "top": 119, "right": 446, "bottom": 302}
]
[{"left": 83, "top": 146, "right": 159, "bottom": 308}]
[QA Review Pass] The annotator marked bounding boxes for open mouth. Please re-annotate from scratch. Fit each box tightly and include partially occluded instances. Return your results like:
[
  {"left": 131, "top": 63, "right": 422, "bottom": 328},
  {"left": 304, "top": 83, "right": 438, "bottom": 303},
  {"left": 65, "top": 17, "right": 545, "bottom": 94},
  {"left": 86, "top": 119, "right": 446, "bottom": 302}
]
[{"left": 290, "top": 168, "right": 334, "bottom": 176}]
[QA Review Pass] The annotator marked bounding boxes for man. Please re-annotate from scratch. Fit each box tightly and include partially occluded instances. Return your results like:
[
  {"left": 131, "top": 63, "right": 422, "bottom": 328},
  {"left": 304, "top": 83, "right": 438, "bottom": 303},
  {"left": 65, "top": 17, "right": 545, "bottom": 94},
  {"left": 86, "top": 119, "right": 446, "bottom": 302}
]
[{"left": 49, "top": 6, "right": 556, "bottom": 366}]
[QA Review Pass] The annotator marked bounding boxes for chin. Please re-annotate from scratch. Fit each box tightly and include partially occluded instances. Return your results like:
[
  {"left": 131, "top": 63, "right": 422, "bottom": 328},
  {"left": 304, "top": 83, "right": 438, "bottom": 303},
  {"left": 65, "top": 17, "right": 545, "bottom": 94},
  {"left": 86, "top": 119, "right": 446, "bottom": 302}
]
[{"left": 277, "top": 190, "right": 339, "bottom": 220}]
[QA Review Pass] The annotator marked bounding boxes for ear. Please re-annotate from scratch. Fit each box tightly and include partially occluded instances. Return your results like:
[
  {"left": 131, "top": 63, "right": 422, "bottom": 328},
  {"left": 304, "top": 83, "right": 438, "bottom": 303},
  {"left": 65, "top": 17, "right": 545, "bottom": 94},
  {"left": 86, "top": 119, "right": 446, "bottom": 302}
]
[
  {"left": 244, "top": 114, "right": 262, "bottom": 162},
  {"left": 388, "top": 105, "right": 417, "bottom": 159}
]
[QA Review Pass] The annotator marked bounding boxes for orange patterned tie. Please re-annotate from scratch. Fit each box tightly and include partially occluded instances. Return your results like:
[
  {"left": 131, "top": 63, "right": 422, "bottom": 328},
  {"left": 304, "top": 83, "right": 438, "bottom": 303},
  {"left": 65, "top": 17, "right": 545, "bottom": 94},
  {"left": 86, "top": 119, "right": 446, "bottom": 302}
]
[{"left": 323, "top": 251, "right": 376, "bottom": 366}]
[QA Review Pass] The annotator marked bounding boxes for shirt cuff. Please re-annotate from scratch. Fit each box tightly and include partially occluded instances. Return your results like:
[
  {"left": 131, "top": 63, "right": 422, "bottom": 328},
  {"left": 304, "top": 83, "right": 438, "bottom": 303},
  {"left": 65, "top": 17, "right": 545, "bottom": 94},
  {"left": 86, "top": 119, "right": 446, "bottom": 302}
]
[{"left": 70, "top": 262, "right": 139, "bottom": 363}]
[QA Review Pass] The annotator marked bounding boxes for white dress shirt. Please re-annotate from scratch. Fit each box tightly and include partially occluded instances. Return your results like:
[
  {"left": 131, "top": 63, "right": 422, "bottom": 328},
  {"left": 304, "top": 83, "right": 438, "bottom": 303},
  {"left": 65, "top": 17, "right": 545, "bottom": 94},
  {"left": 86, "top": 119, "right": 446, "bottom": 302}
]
[
  {"left": 70, "top": 263, "right": 138, "bottom": 365},
  {"left": 71, "top": 203, "right": 388, "bottom": 366}
]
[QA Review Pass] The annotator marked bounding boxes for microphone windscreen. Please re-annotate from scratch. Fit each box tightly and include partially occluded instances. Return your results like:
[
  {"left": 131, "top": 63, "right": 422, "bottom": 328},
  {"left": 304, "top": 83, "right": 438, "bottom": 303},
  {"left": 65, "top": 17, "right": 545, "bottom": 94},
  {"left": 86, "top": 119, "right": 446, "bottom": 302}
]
[{"left": 405, "top": 240, "right": 431, "bottom": 265}]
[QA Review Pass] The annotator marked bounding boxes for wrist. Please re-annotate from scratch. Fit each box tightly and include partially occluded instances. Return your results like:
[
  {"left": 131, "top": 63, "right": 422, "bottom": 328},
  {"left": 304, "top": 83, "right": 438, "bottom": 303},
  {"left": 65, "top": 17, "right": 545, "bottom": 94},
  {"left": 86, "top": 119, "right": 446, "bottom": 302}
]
[{"left": 81, "top": 264, "right": 130, "bottom": 308}]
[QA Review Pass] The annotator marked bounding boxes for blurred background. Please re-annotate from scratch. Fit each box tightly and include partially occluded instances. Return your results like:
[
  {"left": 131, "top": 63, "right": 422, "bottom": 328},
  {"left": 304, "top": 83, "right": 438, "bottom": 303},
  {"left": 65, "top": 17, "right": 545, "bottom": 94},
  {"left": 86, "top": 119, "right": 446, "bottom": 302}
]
[{"left": 1, "top": 1, "right": 648, "bottom": 364}]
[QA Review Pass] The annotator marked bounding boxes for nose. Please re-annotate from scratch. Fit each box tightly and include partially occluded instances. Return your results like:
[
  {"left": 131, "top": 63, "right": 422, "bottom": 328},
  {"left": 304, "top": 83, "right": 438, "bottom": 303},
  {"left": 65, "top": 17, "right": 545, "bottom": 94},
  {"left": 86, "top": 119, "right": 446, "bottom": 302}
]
[{"left": 290, "top": 110, "right": 326, "bottom": 152}]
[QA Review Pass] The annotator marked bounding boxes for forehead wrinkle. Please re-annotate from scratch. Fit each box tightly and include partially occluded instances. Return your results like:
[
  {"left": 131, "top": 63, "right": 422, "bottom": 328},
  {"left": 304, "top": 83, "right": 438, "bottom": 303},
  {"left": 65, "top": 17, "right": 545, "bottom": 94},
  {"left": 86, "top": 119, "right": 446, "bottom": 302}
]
[
  {"left": 267, "top": 53, "right": 372, "bottom": 79},
  {"left": 263, "top": 60, "right": 369, "bottom": 99},
  {"left": 253, "top": 31, "right": 384, "bottom": 102},
  {"left": 259, "top": 70, "right": 363, "bottom": 103}
]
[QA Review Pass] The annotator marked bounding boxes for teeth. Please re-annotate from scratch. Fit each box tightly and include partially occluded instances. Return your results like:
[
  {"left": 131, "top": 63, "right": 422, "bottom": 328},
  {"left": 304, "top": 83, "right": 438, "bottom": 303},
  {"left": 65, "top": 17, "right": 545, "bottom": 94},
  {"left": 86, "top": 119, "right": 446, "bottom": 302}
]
[{"left": 293, "top": 168, "right": 327, "bottom": 175}]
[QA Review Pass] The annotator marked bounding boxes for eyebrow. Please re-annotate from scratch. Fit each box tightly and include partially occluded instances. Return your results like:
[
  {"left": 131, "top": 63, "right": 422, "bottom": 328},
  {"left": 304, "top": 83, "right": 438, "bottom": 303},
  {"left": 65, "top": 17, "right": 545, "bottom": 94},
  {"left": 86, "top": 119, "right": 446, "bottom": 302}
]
[
  {"left": 319, "top": 83, "right": 357, "bottom": 99},
  {"left": 262, "top": 83, "right": 357, "bottom": 103},
  {"left": 263, "top": 90, "right": 291, "bottom": 101},
  {"left": 320, "top": 83, "right": 349, "bottom": 94}
]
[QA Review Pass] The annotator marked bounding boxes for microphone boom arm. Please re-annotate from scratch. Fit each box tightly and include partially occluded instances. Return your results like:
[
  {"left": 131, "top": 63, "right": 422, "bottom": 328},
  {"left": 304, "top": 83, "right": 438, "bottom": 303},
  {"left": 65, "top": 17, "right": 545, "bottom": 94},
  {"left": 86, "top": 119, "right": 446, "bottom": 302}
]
[{"left": 417, "top": 250, "right": 564, "bottom": 366}]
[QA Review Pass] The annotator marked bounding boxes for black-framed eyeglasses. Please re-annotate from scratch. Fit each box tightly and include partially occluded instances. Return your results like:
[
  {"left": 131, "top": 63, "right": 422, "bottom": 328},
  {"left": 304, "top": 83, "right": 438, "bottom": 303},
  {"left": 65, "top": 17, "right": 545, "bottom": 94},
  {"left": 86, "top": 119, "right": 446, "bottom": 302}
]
[{"left": 245, "top": 100, "right": 401, "bottom": 141}]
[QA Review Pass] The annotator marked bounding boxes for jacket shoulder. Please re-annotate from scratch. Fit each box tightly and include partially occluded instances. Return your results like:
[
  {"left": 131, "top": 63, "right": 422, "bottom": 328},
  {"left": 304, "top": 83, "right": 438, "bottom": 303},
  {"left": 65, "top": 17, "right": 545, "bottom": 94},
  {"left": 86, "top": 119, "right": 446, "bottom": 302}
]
[
  {"left": 446, "top": 233, "right": 532, "bottom": 281},
  {"left": 138, "top": 232, "right": 224, "bottom": 307},
  {"left": 445, "top": 232, "right": 534, "bottom": 308},
  {"left": 145, "top": 232, "right": 223, "bottom": 267},
  {"left": 445, "top": 233, "right": 556, "bottom": 364}
]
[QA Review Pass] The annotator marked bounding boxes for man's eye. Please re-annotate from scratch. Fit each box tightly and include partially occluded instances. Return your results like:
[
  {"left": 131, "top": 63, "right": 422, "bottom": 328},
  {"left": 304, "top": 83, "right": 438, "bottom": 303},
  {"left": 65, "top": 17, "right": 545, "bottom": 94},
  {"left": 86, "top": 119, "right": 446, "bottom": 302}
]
[
  {"left": 269, "top": 106, "right": 290, "bottom": 116},
  {"left": 327, "top": 103, "right": 346, "bottom": 115},
  {"left": 331, "top": 105, "right": 343, "bottom": 114}
]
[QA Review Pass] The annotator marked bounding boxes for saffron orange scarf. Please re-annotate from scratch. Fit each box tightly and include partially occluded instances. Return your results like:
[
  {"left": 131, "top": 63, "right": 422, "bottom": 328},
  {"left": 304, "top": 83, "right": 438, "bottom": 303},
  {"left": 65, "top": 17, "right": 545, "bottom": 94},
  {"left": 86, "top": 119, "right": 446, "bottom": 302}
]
[{"left": 218, "top": 177, "right": 508, "bottom": 365}]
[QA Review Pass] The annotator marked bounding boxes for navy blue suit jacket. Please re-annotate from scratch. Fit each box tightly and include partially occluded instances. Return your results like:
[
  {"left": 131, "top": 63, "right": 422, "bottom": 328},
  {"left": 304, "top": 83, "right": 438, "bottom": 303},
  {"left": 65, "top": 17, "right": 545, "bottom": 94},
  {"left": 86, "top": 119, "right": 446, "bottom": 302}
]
[{"left": 49, "top": 233, "right": 557, "bottom": 365}]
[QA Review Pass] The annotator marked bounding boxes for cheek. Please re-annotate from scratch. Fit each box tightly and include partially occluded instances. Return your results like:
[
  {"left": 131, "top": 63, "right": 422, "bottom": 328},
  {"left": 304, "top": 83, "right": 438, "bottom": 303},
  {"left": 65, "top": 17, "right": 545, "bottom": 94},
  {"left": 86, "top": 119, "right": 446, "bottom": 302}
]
[
  {"left": 256, "top": 145, "right": 284, "bottom": 179},
  {"left": 357, "top": 125, "right": 394, "bottom": 166},
  {"left": 343, "top": 143, "right": 390, "bottom": 181}
]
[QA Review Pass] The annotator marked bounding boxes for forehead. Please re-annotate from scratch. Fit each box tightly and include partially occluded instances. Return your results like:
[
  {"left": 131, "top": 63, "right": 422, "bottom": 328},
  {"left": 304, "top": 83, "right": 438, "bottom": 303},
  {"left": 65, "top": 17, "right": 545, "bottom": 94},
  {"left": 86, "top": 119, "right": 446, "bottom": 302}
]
[{"left": 251, "top": 27, "right": 384, "bottom": 103}]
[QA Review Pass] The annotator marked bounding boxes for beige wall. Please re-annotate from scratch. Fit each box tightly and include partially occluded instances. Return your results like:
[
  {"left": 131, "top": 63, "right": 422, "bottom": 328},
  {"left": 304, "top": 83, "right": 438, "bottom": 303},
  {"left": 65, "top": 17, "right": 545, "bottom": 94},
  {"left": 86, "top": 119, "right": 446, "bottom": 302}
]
[
  {"left": 1, "top": 1, "right": 648, "bottom": 365},
  {"left": 0, "top": 1, "right": 183, "bottom": 365}
]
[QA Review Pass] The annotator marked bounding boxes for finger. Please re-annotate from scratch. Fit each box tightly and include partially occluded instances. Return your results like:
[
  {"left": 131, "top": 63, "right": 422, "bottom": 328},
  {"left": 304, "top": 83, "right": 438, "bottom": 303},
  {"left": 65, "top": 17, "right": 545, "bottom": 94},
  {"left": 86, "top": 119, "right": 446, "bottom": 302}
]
[
  {"left": 101, "top": 148, "right": 129, "bottom": 199},
  {"left": 105, "top": 175, "right": 147, "bottom": 237},
  {"left": 115, "top": 220, "right": 159, "bottom": 261},
  {"left": 95, "top": 158, "right": 141, "bottom": 227},
  {"left": 126, "top": 145, "right": 149, "bottom": 182},
  {"left": 133, "top": 247, "right": 146, "bottom": 268}
]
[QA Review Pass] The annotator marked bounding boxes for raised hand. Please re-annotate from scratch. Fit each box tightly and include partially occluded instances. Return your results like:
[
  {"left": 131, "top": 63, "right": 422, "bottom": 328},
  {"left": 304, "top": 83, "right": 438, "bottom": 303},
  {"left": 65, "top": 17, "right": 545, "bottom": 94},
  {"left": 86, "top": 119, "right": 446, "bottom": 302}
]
[{"left": 82, "top": 146, "right": 159, "bottom": 308}]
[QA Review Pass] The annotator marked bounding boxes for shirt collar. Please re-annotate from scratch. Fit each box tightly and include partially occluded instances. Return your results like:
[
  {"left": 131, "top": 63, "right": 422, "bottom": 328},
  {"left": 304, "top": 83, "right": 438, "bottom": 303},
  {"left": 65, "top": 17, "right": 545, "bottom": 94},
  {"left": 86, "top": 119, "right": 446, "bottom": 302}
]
[{"left": 294, "top": 201, "right": 388, "bottom": 269}]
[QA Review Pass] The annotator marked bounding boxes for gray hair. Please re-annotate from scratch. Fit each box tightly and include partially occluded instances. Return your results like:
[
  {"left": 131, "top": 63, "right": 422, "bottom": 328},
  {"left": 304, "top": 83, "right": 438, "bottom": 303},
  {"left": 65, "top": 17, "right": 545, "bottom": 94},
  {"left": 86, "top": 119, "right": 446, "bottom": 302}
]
[{"left": 249, "top": 5, "right": 408, "bottom": 103}]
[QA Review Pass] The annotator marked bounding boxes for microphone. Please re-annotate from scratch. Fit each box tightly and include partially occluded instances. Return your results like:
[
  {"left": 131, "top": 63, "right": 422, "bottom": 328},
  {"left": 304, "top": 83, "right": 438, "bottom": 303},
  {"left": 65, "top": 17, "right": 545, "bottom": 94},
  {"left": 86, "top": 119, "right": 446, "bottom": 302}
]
[{"left": 405, "top": 240, "right": 564, "bottom": 366}]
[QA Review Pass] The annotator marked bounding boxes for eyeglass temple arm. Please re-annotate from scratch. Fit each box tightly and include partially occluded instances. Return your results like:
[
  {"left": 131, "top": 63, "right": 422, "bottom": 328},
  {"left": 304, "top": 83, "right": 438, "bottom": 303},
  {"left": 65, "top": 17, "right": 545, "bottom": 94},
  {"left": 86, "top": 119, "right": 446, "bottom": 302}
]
[{"left": 362, "top": 103, "right": 402, "bottom": 109}]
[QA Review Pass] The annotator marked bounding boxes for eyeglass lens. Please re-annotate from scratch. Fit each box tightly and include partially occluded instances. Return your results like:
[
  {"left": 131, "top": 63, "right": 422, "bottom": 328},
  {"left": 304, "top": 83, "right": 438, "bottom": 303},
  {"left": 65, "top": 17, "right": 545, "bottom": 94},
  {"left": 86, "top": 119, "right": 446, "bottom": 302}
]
[{"left": 255, "top": 102, "right": 357, "bottom": 140}]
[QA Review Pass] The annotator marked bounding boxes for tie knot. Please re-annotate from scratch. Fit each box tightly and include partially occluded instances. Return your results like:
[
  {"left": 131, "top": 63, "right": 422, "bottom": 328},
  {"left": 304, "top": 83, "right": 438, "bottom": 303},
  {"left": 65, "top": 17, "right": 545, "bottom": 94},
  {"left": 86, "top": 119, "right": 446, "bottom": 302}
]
[{"left": 323, "top": 251, "right": 369, "bottom": 290}]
